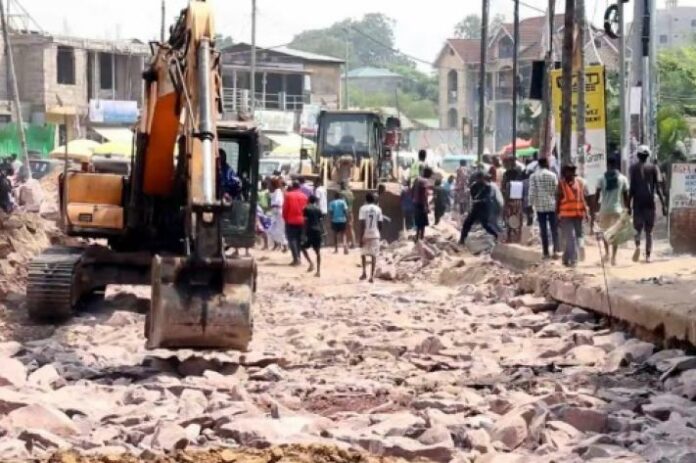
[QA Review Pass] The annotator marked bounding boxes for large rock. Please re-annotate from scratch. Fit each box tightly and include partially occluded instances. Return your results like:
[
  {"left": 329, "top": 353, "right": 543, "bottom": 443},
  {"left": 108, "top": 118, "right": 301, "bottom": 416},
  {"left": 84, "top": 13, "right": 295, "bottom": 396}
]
[
  {"left": 559, "top": 407, "right": 608, "bottom": 433},
  {"left": 178, "top": 389, "right": 208, "bottom": 417},
  {"left": 0, "top": 438, "right": 31, "bottom": 460},
  {"left": 27, "top": 364, "right": 62, "bottom": 390},
  {"left": 3, "top": 404, "right": 79, "bottom": 437},
  {"left": 604, "top": 339, "right": 655, "bottom": 372},
  {"left": 354, "top": 435, "right": 454, "bottom": 462},
  {"left": 368, "top": 412, "right": 425, "bottom": 437},
  {"left": 218, "top": 416, "right": 327, "bottom": 448},
  {"left": 19, "top": 429, "right": 71, "bottom": 451},
  {"left": 249, "top": 364, "right": 285, "bottom": 382},
  {"left": 151, "top": 422, "right": 189, "bottom": 451},
  {"left": 0, "top": 357, "right": 27, "bottom": 388},
  {"left": 490, "top": 414, "right": 528, "bottom": 450},
  {"left": 565, "top": 345, "right": 607, "bottom": 366}
]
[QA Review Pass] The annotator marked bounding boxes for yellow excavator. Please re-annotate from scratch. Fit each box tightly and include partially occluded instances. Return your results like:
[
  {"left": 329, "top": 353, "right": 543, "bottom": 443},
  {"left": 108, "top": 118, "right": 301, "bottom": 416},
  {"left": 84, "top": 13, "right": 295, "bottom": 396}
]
[{"left": 27, "top": 0, "right": 257, "bottom": 350}]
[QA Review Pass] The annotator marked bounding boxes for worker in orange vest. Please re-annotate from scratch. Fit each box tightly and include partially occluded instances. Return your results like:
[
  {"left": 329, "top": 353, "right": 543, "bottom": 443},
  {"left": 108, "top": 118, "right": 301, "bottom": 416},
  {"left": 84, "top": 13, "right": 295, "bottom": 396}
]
[{"left": 556, "top": 163, "right": 589, "bottom": 268}]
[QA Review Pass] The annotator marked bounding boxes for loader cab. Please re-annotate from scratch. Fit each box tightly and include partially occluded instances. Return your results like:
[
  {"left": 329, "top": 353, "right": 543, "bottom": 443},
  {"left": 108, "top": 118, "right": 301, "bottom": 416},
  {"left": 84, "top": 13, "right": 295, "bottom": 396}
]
[
  {"left": 217, "top": 121, "right": 260, "bottom": 250},
  {"left": 316, "top": 110, "right": 383, "bottom": 188}
]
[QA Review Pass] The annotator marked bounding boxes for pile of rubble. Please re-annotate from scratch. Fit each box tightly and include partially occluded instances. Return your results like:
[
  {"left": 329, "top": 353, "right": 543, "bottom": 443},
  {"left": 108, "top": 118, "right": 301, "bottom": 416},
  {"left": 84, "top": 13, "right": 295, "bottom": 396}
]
[
  {"left": 0, "top": 210, "right": 60, "bottom": 299},
  {"left": 0, "top": 246, "right": 691, "bottom": 462}
]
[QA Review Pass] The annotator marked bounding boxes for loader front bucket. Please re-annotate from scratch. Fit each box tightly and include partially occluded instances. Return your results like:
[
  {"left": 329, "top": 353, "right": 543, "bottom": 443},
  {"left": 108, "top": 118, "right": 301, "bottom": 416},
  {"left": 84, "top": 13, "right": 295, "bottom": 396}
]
[{"left": 146, "top": 255, "right": 255, "bottom": 350}]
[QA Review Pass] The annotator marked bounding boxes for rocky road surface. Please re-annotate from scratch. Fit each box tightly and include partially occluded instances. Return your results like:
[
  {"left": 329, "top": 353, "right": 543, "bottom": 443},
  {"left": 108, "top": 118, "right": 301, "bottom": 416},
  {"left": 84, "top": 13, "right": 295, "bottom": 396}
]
[{"left": 0, "top": 223, "right": 695, "bottom": 462}]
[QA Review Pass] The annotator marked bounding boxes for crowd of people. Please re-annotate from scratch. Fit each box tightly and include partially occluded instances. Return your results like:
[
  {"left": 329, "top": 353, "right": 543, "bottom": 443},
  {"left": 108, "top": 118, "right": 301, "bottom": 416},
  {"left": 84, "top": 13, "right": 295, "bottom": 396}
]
[
  {"left": 255, "top": 175, "right": 384, "bottom": 282},
  {"left": 441, "top": 145, "right": 668, "bottom": 268},
  {"left": 0, "top": 155, "right": 44, "bottom": 214}
]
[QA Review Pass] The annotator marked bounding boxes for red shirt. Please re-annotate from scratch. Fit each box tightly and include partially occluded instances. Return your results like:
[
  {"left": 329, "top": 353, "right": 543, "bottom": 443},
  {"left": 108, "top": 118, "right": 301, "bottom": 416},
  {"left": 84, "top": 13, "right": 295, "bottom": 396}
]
[{"left": 283, "top": 190, "right": 308, "bottom": 226}]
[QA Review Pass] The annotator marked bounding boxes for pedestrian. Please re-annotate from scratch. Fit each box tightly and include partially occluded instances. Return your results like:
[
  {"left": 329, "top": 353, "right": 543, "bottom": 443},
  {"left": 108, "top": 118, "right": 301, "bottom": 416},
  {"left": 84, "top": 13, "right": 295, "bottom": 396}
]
[
  {"left": 595, "top": 156, "right": 629, "bottom": 266},
  {"left": 444, "top": 175, "right": 455, "bottom": 211},
  {"left": 400, "top": 179, "right": 415, "bottom": 231},
  {"left": 412, "top": 167, "right": 432, "bottom": 242},
  {"left": 314, "top": 177, "right": 328, "bottom": 216},
  {"left": 339, "top": 181, "right": 356, "bottom": 248},
  {"left": 301, "top": 195, "right": 324, "bottom": 277},
  {"left": 628, "top": 145, "right": 668, "bottom": 263},
  {"left": 454, "top": 161, "right": 471, "bottom": 221},
  {"left": 0, "top": 168, "right": 13, "bottom": 213},
  {"left": 433, "top": 178, "right": 448, "bottom": 225},
  {"left": 459, "top": 172, "right": 499, "bottom": 244},
  {"left": 14, "top": 166, "right": 43, "bottom": 213},
  {"left": 298, "top": 176, "right": 313, "bottom": 198},
  {"left": 410, "top": 149, "right": 427, "bottom": 181},
  {"left": 283, "top": 180, "right": 308, "bottom": 266},
  {"left": 9, "top": 154, "right": 21, "bottom": 178},
  {"left": 268, "top": 178, "right": 288, "bottom": 252},
  {"left": 359, "top": 192, "right": 383, "bottom": 283},
  {"left": 529, "top": 157, "right": 560, "bottom": 259},
  {"left": 502, "top": 156, "right": 525, "bottom": 242},
  {"left": 258, "top": 178, "right": 271, "bottom": 212},
  {"left": 328, "top": 191, "right": 349, "bottom": 254},
  {"left": 556, "top": 164, "right": 589, "bottom": 268}
]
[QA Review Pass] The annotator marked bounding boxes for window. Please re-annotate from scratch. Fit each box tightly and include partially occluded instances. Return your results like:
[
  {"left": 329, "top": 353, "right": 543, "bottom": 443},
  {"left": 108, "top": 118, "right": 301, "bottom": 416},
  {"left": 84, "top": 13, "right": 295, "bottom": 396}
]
[
  {"left": 447, "top": 108, "right": 458, "bottom": 129},
  {"left": 498, "top": 36, "right": 513, "bottom": 59},
  {"left": 99, "top": 53, "right": 113, "bottom": 90},
  {"left": 660, "top": 34, "right": 669, "bottom": 44},
  {"left": 57, "top": 46, "right": 75, "bottom": 85},
  {"left": 447, "top": 70, "right": 458, "bottom": 103}
]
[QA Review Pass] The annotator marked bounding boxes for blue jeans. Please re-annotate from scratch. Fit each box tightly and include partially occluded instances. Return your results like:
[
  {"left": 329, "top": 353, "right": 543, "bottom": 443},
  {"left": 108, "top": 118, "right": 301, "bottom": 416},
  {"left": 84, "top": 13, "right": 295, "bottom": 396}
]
[{"left": 537, "top": 212, "right": 559, "bottom": 257}]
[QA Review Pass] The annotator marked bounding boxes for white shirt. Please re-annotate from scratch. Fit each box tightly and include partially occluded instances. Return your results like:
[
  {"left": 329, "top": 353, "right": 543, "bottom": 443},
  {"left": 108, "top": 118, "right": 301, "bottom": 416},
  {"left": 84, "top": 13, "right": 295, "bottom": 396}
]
[
  {"left": 359, "top": 203, "right": 383, "bottom": 239},
  {"left": 315, "top": 186, "right": 328, "bottom": 215},
  {"left": 271, "top": 189, "right": 284, "bottom": 208}
]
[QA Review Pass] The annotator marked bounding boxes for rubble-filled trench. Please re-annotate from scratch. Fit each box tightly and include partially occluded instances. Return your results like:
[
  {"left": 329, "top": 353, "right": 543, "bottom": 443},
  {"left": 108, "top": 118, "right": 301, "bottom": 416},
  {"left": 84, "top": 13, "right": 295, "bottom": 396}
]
[{"left": 0, "top": 219, "right": 695, "bottom": 463}]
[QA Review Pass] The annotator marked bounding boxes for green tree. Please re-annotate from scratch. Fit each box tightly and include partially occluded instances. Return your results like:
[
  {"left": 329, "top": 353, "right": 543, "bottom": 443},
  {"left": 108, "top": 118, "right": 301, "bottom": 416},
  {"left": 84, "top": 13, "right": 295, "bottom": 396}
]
[
  {"left": 215, "top": 34, "right": 234, "bottom": 50},
  {"left": 454, "top": 14, "right": 505, "bottom": 39},
  {"left": 657, "top": 105, "right": 690, "bottom": 160},
  {"left": 289, "top": 13, "right": 411, "bottom": 69}
]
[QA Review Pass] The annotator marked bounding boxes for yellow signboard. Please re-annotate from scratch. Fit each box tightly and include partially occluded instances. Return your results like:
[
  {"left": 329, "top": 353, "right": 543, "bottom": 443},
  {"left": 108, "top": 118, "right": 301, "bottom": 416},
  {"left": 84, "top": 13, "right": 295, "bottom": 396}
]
[{"left": 550, "top": 65, "right": 606, "bottom": 131}]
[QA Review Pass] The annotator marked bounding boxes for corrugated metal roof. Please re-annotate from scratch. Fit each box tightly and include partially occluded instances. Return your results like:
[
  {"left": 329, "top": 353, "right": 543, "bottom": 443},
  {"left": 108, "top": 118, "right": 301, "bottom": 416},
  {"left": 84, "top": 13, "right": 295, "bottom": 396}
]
[{"left": 269, "top": 46, "right": 345, "bottom": 63}]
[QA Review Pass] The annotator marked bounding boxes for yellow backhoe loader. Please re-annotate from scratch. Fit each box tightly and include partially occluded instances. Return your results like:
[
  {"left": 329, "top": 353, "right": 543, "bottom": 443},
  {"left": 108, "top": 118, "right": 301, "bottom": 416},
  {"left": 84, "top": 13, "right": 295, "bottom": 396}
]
[{"left": 27, "top": 0, "right": 257, "bottom": 350}]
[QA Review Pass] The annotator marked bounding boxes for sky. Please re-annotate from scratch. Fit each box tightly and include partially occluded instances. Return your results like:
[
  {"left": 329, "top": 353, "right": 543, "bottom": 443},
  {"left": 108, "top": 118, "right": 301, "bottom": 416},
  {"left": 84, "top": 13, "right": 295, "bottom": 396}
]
[{"left": 11, "top": 0, "right": 696, "bottom": 70}]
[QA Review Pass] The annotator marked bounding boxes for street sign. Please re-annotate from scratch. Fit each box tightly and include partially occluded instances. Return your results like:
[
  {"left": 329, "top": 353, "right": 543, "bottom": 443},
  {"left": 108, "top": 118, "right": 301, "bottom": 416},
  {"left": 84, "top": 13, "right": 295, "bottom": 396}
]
[{"left": 551, "top": 65, "right": 608, "bottom": 191}]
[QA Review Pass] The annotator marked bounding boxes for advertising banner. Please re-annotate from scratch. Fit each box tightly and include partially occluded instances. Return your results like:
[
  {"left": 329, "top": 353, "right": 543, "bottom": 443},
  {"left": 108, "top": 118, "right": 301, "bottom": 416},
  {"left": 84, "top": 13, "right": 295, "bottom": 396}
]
[
  {"left": 551, "top": 65, "right": 607, "bottom": 191},
  {"left": 89, "top": 100, "right": 139, "bottom": 124}
]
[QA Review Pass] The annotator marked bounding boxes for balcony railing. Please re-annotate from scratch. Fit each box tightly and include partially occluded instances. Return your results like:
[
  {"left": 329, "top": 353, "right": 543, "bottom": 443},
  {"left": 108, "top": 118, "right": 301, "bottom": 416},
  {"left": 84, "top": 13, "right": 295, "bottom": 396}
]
[{"left": 222, "top": 88, "right": 308, "bottom": 113}]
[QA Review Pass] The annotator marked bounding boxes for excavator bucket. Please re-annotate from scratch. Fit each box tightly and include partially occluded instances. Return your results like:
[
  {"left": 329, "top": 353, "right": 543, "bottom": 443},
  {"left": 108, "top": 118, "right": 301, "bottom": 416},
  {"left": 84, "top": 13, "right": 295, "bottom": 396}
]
[{"left": 146, "top": 255, "right": 256, "bottom": 350}]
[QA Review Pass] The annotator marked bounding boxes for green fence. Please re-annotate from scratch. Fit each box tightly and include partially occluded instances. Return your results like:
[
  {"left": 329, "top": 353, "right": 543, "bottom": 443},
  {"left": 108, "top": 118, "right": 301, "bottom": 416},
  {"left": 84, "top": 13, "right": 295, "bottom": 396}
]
[{"left": 0, "top": 123, "right": 56, "bottom": 158}]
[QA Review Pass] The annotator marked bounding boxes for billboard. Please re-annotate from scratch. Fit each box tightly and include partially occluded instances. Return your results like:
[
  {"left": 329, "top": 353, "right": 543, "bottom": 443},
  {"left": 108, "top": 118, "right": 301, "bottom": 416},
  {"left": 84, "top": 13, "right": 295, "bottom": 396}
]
[
  {"left": 551, "top": 65, "right": 607, "bottom": 191},
  {"left": 89, "top": 99, "right": 139, "bottom": 124}
]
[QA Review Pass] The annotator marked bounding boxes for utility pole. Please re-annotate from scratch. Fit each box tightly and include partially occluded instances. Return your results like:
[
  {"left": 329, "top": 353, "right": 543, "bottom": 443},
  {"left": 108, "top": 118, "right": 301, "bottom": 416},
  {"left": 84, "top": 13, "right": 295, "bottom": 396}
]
[
  {"left": 560, "top": 0, "right": 576, "bottom": 166},
  {"left": 541, "top": 0, "right": 556, "bottom": 160},
  {"left": 344, "top": 35, "right": 349, "bottom": 110},
  {"left": 576, "top": 0, "right": 586, "bottom": 175},
  {"left": 160, "top": 0, "right": 165, "bottom": 42},
  {"left": 619, "top": 0, "right": 628, "bottom": 172},
  {"left": 477, "top": 0, "right": 489, "bottom": 164},
  {"left": 640, "top": 0, "right": 651, "bottom": 147},
  {"left": 512, "top": 0, "right": 520, "bottom": 161},
  {"left": 649, "top": 0, "right": 657, "bottom": 150},
  {"left": 250, "top": 0, "right": 257, "bottom": 116},
  {"left": 0, "top": 0, "right": 30, "bottom": 175}
]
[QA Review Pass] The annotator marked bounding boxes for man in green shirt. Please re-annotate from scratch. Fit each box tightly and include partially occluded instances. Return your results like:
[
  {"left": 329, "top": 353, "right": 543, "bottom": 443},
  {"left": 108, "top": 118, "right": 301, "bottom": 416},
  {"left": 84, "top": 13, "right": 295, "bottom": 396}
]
[{"left": 595, "top": 156, "right": 629, "bottom": 265}]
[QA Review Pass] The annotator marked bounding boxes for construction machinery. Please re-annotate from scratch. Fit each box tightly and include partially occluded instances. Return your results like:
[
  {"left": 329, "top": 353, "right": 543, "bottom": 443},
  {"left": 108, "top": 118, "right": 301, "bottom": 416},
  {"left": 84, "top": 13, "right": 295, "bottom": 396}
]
[
  {"left": 27, "top": 0, "right": 258, "bottom": 351},
  {"left": 315, "top": 110, "right": 404, "bottom": 242}
]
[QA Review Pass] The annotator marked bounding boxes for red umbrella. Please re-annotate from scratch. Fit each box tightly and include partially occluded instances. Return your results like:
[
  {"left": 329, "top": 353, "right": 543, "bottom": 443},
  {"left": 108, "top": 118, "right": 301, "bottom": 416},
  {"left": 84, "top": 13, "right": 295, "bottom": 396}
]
[{"left": 500, "top": 139, "right": 532, "bottom": 155}]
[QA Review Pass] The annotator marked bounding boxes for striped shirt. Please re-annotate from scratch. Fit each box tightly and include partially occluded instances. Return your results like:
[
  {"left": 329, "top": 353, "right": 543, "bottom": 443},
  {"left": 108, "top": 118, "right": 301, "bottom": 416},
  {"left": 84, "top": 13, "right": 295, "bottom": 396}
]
[{"left": 529, "top": 168, "right": 558, "bottom": 213}]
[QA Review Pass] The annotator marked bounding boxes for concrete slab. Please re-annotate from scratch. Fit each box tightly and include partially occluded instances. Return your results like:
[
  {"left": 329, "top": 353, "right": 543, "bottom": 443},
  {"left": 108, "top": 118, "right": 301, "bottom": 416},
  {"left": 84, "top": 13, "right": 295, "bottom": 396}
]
[
  {"left": 491, "top": 243, "right": 542, "bottom": 271},
  {"left": 509, "top": 240, "right": 696, "bottom": 347}
]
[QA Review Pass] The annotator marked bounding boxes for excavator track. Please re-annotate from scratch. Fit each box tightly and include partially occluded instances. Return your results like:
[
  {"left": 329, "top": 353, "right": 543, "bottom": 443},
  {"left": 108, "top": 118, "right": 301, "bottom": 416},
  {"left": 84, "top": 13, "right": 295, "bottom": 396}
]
[{"left": 26, "top": 247, "right": 83, "bottom": 320}]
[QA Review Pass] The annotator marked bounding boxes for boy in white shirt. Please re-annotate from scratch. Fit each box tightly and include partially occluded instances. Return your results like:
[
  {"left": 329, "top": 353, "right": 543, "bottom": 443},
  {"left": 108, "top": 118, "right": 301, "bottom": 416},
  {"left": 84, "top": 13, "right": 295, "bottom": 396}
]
[{"left": 359, "top": 192, "right": 383, "bottom": 283}]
